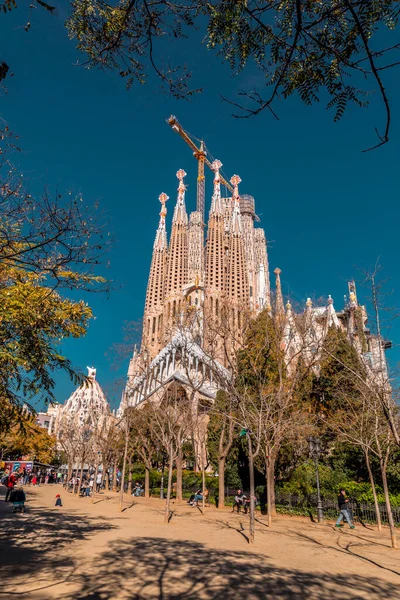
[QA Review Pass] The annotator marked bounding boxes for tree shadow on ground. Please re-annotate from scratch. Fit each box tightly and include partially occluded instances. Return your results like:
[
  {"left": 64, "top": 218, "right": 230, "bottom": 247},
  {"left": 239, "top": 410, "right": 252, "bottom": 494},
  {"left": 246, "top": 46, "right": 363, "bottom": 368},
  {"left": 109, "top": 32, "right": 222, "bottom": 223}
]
[
  {"left": 0, "top": 494, "right": 116, "bottom": 581},
  {"left": 62, "top": 536, "right": 399, "bottom": 600}
]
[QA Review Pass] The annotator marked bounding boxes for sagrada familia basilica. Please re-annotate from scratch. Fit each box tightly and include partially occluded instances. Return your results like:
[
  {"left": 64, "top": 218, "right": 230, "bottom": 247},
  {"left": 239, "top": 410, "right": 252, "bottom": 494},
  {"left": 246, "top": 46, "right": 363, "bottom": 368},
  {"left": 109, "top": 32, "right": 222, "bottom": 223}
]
[
  {"left": 46, "top": 119, "right": 388, "bottom": 430},
  {"left": 118, "top": 154, "right": 389, "bottom": 416}
]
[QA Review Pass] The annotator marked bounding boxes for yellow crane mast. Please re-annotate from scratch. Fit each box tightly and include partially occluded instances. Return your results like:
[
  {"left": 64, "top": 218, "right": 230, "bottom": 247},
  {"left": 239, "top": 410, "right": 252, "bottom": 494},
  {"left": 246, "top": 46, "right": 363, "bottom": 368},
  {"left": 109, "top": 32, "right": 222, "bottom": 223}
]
[{"left": 167, "top": 115, "right": 233, "bottom": 222}]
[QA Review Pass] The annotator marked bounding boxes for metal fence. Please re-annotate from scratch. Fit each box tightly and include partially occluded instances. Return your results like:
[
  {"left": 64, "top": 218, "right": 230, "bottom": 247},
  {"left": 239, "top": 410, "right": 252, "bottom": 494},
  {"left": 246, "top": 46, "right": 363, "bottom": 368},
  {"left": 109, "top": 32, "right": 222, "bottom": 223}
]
[
  {"left": 223, "top": 488, "right": 400, "bottom": 526},
  {"left": 273, "top": 492, "right": 400, "bottom": 526}
]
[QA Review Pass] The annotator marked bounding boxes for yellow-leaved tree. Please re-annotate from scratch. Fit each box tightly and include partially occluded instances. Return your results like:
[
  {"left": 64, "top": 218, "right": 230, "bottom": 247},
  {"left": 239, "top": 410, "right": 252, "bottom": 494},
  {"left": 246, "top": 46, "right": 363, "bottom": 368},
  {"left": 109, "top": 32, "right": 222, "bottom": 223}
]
[{"left": 0, "top": 125, "right": 110, "bottom": 431}]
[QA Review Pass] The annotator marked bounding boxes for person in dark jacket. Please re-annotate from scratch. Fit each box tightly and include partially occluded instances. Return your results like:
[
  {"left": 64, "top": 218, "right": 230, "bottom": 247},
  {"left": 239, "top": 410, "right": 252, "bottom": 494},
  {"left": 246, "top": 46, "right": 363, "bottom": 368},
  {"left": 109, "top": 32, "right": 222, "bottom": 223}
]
[{"left": 335, "top": 489, "right": 355, "bottom": 528}]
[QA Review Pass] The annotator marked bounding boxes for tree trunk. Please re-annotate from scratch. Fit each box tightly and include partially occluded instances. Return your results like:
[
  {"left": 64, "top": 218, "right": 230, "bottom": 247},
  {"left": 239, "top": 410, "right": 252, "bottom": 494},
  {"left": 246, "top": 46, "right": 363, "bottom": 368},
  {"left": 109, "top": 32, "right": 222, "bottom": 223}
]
[
  {"left": 160, "top": 459, "right": 165, "bottom": 499},
  {"left": 67, "top": 463, "right": 72, "bottom": 482},
  {"left": 145, "top": 464, "right": 150, "bottom": 498},
  {"left": 128, "top": 456, "right": 133, "bottom": 495},
  {"left": 365, "top": 450, "right": 382, "bottom": 531},
  {"left": 248, "top": 435, "right": 255, "bottom": 544},
  {"left": 192, "top": 432, "right": 198, "bottom": 472},
  {"left": 218, "top": 457, "right": 226, "bottom": 509},
  {"left": 266, "top": 455, "right": 276, "bottom": 525},
  {"left": 381, "top": 461, "right": 398, "bottom": 549},
  {"left": 164, "top": 445, "right": 174, "bottom": 524},
  {"left": 270, "top": 471, "right": 276, "bottom": 516},
  {"left": 112, "top": 461, "right": 117, "bottom": 492},
  {"left": 77, "top": 461, "right": 84, "bottom": 495},
  {"left": 104, "top": 465, "right": 110, "bottom": 491},
  {"left": 176, "top": 451, "right": 183, "bottom": 501},
  {"left": 202, "top": 463, "right": 206, "bottom": 513},
  {"left": 91, "top": 454, "right": 101, "bottom": 504},
  {"left": 119, "top": 424, "right": 129, "bottom": 512}
]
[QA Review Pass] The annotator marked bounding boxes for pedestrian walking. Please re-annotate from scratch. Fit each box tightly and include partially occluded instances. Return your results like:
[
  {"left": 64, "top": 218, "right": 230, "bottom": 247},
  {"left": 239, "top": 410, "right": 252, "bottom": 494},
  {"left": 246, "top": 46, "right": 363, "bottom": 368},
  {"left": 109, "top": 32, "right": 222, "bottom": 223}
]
[
  {"left": 5, "top": 472, "right": 17, "bottom": 501},
  {"left": 335, "top": 488, "right": 355, "bottom": 529}
]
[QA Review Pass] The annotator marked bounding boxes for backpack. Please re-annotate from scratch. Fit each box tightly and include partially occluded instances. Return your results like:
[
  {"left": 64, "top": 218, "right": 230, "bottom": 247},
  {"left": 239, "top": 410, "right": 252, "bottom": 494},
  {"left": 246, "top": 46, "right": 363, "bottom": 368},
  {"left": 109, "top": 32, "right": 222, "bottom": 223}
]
[{"left": 1, "top": 475, "right": 9, "bottom": 486}]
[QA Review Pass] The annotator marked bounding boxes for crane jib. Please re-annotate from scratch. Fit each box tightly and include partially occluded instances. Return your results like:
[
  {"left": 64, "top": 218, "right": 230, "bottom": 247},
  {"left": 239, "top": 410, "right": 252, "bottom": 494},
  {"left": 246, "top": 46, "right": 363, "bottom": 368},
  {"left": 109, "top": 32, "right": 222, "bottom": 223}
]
[{"left": 167, "top": 115, "right": 234, "bottom": 197}]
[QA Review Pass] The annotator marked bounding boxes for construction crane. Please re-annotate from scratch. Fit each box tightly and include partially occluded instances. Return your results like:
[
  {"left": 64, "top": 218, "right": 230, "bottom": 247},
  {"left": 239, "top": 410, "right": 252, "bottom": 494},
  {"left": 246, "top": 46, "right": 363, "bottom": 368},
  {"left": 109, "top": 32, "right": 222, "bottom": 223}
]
[{"left": 167, "top": 115, "right": 233, "bottom": 222}]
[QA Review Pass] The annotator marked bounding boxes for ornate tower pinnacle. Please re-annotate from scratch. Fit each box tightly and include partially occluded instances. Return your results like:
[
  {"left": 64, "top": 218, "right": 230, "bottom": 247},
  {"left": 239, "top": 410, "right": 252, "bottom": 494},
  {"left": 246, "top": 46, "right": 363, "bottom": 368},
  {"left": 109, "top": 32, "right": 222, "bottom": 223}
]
[
  {"left": 159, "top": 192, "right": 168, "bottom": 217},
  {"left": 274, "top": 267, "right": 285, "bottom": 317},
  {"left": 210, "top": 159, "right": 223, "bottom": 214},
  {"left": 165, "top": 168, "right": 189, "bottom": 333},
  {"left": 173, "top": 169, "right": 188, "bottom": 224},
  {"left": 231, "top": 174, "right": 242, "bottom": 197},
  {"left": 304, "top": 297, "right": 313, "bottom": 329},
  {"left": 154, "top": 192, "right": 169, "bottom": 250},
  {"left": 142, "top": 192, "right": 170, "bottom": 355},
  {"left": 87, "top": 366, "right": 96, "bottom": 380},
  {"left": 325, "top": 294, "right": 340, "bottom": 332},
  {"left": 225, "top": 172, "right": 249, "bottom": 347},
  {"left": 348, "top": 280, "right": 358, "bottom": 308},
  {"left": 205, "top": 159, "right": 227, "bottom": 356},
  {"left": 230, "top": 174, "right": 242, "bottom": 235}
]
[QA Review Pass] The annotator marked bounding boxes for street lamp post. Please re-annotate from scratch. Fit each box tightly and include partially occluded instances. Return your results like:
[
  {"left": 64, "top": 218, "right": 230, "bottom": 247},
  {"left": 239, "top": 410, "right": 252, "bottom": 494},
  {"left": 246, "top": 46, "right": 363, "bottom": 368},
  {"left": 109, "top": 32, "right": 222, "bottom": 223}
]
[{"left": 308, "top": 436, "right": 323, "bottom": 523}]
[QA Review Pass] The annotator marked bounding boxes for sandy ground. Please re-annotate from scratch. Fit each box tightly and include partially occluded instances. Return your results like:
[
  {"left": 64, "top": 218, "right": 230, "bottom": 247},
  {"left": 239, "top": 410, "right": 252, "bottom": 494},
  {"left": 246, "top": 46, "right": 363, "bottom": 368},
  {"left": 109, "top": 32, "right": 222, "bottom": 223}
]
[{"left": 1, "top": 484, "right": 400, "bottom": 599}]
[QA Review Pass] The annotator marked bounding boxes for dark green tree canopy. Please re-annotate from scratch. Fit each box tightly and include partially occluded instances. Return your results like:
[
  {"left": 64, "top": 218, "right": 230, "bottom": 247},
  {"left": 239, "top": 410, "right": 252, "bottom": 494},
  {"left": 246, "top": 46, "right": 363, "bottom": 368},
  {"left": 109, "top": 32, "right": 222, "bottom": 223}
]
[
  {"left": 310, "top": 326, "right": 366, "bottom": 414},
  {"left": 237, "top": 308, "right": 282, "bottom": 390}
]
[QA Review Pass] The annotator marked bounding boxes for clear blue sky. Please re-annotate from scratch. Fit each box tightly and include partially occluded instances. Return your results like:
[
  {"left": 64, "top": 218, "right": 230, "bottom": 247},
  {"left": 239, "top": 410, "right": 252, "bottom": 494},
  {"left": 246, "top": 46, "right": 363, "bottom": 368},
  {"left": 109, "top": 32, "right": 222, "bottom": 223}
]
[{"left": 2, "top": 6, "right": 399, "bottom": 409}]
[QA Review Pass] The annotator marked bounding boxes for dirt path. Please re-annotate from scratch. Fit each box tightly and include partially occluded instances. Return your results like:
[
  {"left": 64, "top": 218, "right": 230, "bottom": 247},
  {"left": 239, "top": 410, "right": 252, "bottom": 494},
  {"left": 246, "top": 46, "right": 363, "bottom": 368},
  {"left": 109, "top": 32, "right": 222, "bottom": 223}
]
[{"left": 1, "top": 484, "right": 400, "bottom": 599}]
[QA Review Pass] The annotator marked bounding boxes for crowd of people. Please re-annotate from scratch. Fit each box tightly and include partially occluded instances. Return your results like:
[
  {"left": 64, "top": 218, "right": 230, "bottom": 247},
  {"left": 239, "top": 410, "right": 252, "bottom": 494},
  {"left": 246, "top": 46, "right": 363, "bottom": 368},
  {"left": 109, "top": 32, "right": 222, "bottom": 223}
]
[
  {"left": 65, "top": 471, "right": 117, "bottom": 496},
  {"left": 1, "top": 467, "right": 63, "bottom": 500},
  {"left": 1, "top": 466, "right": 356, "bottom": 528}
]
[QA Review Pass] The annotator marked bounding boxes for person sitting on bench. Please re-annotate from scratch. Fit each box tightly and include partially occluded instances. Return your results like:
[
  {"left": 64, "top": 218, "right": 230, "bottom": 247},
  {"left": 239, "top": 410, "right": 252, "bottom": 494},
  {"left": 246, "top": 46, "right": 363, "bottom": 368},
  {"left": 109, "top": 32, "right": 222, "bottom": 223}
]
[
  {"left": 191, "top": 489, "right": 209, "bottom": 507},
  {"left": 234, "top": 489, "right": 244, "bottom": 513},
  {"left": 188, "top": 489, "right": 202, "bottom": 505},
  {"left": 243, "top": 494, "right": 258, "bottom": 514}
]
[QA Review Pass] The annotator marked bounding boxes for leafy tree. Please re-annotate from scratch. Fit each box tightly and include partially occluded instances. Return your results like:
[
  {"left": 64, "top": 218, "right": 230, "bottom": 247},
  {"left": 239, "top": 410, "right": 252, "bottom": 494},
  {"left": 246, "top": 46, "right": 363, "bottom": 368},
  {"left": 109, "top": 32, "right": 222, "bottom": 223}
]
[
  {"left": 3, "top": 2, "right": 399, "bottom": 145},
  {"left": 234, "top": 308, "right": 314, "bottom": 536},
  {"left": 0, "top": 126, "right": 109, "bottom": 423},
  {"left": 315, "top": 323, "right": 400, "bottom": 544},
  {"left": 206, "top": 390, "right": 236, "bottom": 508},
  {"left": 0, "top": 268, "right": 93, "bottom": 415},
  {"left": 0, "top": 408, "right": 57, "bottom": 464},
  {"left": 66, "top": 0, "right": 400, "bottom": 148},
  {"left": 310, "top": 326, "right": 366, "bottom": 415},
  {"left": 148, "top": 383, "right": 194, "bottom": 523},
  {"left": 129, "top": 404, "right": 157, "bottom": 498}
]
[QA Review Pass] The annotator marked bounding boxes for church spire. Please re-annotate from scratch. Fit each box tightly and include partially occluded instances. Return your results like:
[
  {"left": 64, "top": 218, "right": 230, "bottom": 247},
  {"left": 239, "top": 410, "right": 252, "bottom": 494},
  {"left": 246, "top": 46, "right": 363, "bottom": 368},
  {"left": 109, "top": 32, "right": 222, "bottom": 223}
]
[
  {"left": 225, "top": 173, "right": 249, "bottom": 345},
  {"left": 210, "top": 159, "right": 223, "bottom": 215},
  {"left": 205, "top": 159, "right": 227, "bottom": 360},
  {"left": 230, "top": 174, "right": 242, "bottom": 235},
  {"left": 154, "top": 192, "right": 169, "bottom": 250},
  {"left": 142, "top": 192, "right": 170, "bottom": 356},
  {"left": 274, "top": 267, "right": 285, "bottom": 317},
  {"left": 173, "top": 168, "right": 188, "bottom": 224},
  {"left": 325, "top": 294, "right": 340, "bottom": 333},
  {"left": 165, "top": 168, "right": 189, "bottom": 333}
]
